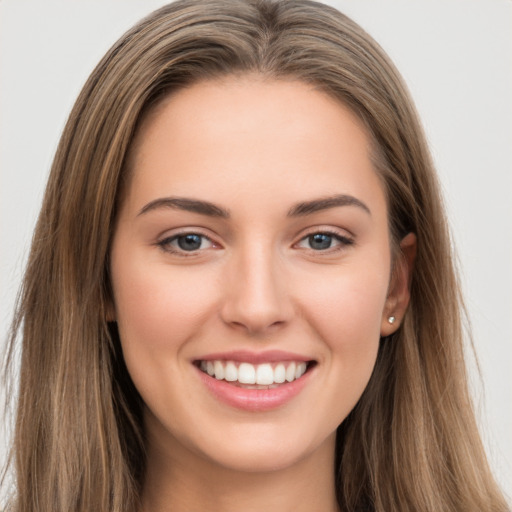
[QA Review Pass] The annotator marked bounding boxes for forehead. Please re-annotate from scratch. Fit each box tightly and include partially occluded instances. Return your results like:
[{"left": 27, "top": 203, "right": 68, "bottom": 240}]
[
  {"left": 131, "top": 76, "right": 372, "bottom": 160},
  {"left": 122, "top": 77, "right": 386, "bottom": 219}
]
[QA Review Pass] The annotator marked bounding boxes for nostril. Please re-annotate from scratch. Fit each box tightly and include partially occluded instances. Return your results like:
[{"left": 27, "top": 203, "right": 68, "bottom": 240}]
[{"left": 223, "top": 315, "right": 289, "bottom": 337}]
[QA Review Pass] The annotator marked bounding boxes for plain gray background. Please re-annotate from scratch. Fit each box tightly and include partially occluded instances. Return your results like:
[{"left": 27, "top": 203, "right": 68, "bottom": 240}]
[{"left": 1, "top": 0, "right": 511, "bottom": 500}]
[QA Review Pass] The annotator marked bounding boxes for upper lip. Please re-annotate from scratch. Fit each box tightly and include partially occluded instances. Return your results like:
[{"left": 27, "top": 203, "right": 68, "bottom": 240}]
[{"left": 193, "top": 350, "right": 314, "bottom": 364}]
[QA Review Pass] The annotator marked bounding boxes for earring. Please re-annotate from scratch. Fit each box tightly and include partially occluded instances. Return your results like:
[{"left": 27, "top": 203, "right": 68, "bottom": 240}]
[{"left": 388, "top": 316, "right": 396, "bottom": 324}]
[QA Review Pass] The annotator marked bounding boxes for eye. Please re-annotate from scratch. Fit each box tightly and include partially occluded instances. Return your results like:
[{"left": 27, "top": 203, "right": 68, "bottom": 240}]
[
  {"left": 296, "top": 231, "right": 353, "bottom": 251},
  {"left": 158, "top": 233, "right": 215, "bottom": 254}
]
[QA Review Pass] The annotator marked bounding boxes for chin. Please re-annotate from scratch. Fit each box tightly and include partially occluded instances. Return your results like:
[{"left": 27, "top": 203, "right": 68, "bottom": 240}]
[{"left": 184, "top": 421, "right": 338, "bottom": 475}]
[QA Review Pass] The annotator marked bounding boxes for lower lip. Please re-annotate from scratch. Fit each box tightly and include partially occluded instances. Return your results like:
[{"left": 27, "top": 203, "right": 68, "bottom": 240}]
[{"left": 195, "top": 365, "right": 314, "bottom": 411}]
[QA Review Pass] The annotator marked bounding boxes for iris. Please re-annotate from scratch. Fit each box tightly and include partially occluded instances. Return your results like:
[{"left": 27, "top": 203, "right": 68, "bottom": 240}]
[
  {"left": 177, "top": 234, "right": 203, "bottom": 251},
  {"left": 308, "top": 233, "right": 333, "bottom": 250}
]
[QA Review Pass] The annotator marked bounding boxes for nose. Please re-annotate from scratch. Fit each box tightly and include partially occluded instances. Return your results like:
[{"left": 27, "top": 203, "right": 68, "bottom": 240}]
[{"left": 219, "top": 243, "right": 293, "bottom": 336}]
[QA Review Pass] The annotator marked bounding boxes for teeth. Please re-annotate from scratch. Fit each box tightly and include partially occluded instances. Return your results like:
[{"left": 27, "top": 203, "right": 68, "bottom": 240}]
[
  {"left": 224, "top": 361, "right": 238, "bottom": 382},
  {"left": 256, "top": 363, "right": 274, "bottom": 385},
  {"left": 285, "top": 362, "right": 296, "bottom": 382},
  {"left": 295, "top": 362, "right": 306, "bottom": 379},
  {"left": 214, "top": 360, "right": 224, "bottom": 380},
  {"left": 238, "top": 363, "right": 256, "bottom": 384},
  {"left": 274, "top": 363, "right": 286, "bottom": 384},
  {"left": 199, "top": 360, "right": 309, "bottom": 385}
]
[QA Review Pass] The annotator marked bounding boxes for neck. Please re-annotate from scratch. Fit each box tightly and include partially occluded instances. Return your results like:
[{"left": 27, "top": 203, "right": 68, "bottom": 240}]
[{"left": 141, "top": 425, "right": 339, "bottom": 512}]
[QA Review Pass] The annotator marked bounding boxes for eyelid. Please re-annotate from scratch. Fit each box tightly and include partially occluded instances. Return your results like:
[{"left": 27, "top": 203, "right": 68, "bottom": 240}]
[
  {"left": 293, "top": 226, "right": 355, "bottom": 252},
  {"left": 296, "top": 225, "right": 355, "bottom": 240},
  {"left": 154, "top": 225, "right": 354, "bottom": 256},
  {"left": 156, "top": 228, "right": 222, "bottom": 256}
]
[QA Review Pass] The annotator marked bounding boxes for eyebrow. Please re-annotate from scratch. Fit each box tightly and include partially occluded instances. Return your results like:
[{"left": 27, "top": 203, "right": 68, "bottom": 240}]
[
  {"left": 138, "top": 197, "right": 230, "bottom": 218},
  {"left": 287, "top": 194, "right": 371, "bottom": 217},
  {"left": 137, "top": 193, "right": 370, "bottom": 219}
]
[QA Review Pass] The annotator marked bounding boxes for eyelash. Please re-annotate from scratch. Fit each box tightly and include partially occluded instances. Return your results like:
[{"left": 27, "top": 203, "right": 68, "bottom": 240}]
[
  {"left": 156, "top": 229, "right": 354, "bottom": 256},
  {"left": 156, "top": 231, "right": 216, "bottom": 256},
  {"left": 295, "top": 230, "right": 354, "bottom": 254}
]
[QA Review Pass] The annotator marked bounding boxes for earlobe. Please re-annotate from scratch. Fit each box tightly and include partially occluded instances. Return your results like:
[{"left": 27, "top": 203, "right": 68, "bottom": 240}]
[{"left": 380, "top": 232, "right": 417, "bottom": 336}]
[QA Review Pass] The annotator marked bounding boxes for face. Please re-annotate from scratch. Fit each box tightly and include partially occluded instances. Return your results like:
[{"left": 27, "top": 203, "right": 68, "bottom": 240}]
[{"left": 110, "top": 77, "right": 407, "bottom": 474}]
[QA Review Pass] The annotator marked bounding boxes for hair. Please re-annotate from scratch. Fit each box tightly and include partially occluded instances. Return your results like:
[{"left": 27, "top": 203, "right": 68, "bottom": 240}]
[{"left": 2, "top": 0, "right": 509, "bottom": 511}]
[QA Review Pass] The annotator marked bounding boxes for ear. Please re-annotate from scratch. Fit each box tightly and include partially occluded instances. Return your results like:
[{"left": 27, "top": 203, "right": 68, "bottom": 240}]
[{"left": 380, "top": 232, "right": 416, "bottom": 336}]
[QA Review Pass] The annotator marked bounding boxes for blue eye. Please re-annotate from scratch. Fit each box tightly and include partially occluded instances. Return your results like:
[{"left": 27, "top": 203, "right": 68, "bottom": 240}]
[
  {"left": 297, "top": 231, "right": 353, "bottom": 251},
  {"left": 308, "top": 233, "right": 334, "bottom": 250},
  {"left": 158, "top": 233, "right": 214, "bottom": 253},
  {"left": 176, "top": 234, "right": 203, "bottom": 251}
]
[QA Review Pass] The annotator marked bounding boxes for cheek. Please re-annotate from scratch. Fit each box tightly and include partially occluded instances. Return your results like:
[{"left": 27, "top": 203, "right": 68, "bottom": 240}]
[
  {"left": 110, "top": 257, "right": 222, "bottom": 411},
  {"left": 297, "top": 261, "right": 389, "bottom": 362},
  {"left": 310, "top": 278, "right": 385, "bottom": 326},
  {"left": 111, "top": 257, "right": 219, "bottom": 355}
]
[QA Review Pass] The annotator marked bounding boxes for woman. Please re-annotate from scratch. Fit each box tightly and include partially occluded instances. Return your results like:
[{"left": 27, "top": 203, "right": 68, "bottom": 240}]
[{"left": 2, "top": 0, "right": 509, "bottom": 511}]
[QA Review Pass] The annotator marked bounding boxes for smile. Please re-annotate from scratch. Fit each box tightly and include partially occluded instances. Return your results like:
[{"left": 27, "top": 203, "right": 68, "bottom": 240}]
[
  {"left": 193, "top": 354, "right": 316, "bottom": 411},
  {"left": 198, "top": 360, "right": 309, "bottom": 387}
]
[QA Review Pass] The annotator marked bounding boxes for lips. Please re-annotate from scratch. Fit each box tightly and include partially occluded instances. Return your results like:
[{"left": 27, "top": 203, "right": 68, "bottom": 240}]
[{"left": 193, "top": 351, "right": 316, "bottom": 411}]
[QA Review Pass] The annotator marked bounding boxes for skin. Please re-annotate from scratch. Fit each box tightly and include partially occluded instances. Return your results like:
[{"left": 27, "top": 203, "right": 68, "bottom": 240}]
[{"left": 109, "top": 76, "right": 415, "bottom": 512}]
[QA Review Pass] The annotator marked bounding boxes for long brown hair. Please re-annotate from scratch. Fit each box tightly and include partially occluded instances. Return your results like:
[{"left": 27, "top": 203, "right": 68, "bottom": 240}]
[{"left": 3, "top": 1, "right": 509, "bottom": 510}]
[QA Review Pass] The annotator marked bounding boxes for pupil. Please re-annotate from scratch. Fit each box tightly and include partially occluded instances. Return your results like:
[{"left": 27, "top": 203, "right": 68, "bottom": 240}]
[
  {"left": 178, "top": 234, "right": 202, "bottom": 251},
  {"left": 309, "top": 233, "right": 332, "bottom": 250}
]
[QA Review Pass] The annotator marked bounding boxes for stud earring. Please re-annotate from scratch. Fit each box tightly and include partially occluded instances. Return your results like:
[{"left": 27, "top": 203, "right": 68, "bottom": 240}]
[{"left": 388, "top": 316, "right": 396, "bottom": 324}]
